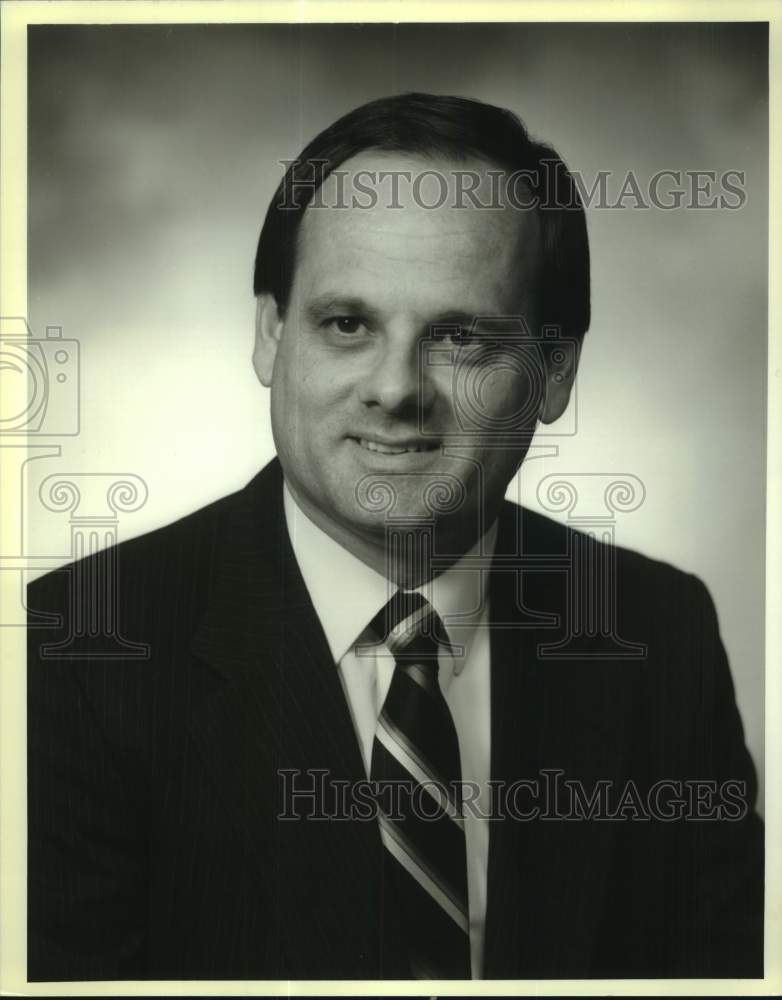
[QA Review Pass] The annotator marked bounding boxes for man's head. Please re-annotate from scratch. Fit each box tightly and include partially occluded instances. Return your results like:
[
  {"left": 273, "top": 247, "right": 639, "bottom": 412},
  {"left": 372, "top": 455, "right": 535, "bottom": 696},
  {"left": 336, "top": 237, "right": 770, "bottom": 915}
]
[{"left": 252, "top": 93, "right": 590, "bottom": 580}]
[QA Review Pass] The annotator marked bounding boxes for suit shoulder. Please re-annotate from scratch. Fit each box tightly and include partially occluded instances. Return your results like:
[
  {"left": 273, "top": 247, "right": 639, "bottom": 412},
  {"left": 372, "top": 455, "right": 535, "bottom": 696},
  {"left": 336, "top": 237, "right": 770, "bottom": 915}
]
[
  {"left": 507, "top": 502, "right": 727, "bottom": 692},
  {"left": 27, "top": 480, "right": 249, "bottom": 615},
  {"left": 509, "top": 500, "right": 705, "bottom": 602}
]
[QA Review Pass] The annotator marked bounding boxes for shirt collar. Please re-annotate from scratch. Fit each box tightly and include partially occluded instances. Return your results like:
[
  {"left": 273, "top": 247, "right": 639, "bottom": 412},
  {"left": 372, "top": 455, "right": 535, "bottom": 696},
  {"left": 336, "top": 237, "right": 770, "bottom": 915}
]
[{"left": 283, "top": 482, "right": 497, "bottom": 669}]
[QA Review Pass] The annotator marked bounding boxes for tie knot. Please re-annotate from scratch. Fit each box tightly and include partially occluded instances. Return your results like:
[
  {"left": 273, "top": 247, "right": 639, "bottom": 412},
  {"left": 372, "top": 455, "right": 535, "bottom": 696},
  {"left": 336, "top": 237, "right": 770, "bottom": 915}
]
[{"left": 369, "top": 591, "right": 449, "bottom": 662}]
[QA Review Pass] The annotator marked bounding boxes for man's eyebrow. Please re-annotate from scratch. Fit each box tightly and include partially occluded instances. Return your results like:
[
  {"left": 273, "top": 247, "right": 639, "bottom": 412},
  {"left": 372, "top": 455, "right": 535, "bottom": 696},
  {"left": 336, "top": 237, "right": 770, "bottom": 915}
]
[
  {"left": 305, "top": 295, "right": 380, "bottom": 322},
  {"left": 429, "top": 312, "right": 521, "bottom": 332}
]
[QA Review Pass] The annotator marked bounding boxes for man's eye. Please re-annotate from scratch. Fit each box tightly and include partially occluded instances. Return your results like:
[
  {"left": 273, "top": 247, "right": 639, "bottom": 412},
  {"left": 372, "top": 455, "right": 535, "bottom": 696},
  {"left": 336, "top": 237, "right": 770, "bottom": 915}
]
[
  {"left": 431, "top": 324, "right": 468, "bottom": 343},
  {"left": 328, "top": 316, "right": 364, "bottom": 335}
]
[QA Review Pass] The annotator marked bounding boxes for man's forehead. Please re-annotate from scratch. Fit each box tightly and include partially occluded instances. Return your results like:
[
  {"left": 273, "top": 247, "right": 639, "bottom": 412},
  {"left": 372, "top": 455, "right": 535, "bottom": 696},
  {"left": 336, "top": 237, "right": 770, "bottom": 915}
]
[
  {"left": 317, "top": 149, "right": 525, "bottom": 202},
  {"left": 296, "top": 149, "right": 541, "bottom": 275}
]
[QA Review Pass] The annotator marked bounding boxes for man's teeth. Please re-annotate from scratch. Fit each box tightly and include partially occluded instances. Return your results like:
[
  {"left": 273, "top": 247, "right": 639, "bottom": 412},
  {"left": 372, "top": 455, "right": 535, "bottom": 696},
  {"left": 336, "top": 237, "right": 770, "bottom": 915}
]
[{"left": 359, "top": 438, "right": 429, "bottom": 454}]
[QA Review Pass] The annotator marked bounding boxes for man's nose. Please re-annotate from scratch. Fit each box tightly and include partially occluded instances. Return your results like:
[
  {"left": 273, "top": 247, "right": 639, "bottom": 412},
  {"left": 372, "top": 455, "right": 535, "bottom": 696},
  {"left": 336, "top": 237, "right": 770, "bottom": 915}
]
[{"left": 358, "top": 336, "right": 435, "bottom": 414}]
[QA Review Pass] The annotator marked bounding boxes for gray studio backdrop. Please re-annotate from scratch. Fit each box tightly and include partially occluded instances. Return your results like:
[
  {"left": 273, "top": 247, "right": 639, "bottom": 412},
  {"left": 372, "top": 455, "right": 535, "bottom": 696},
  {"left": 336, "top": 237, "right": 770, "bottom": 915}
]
[{"left": 26, "top": 23, "right": 767, "bottom": 806}]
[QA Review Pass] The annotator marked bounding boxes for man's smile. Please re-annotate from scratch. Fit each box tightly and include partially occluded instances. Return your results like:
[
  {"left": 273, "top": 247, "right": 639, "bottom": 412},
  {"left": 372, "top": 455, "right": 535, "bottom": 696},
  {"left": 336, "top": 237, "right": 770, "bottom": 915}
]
[{"left": 350, "top": 435, "right": 440, "bottom": 456}]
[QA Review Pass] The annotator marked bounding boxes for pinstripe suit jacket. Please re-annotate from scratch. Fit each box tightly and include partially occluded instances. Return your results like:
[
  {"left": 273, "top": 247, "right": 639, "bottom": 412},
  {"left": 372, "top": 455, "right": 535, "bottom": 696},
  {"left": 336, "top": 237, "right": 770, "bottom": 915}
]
[{"left": 27, "top": 459, "right": 763, "bottom": 980}]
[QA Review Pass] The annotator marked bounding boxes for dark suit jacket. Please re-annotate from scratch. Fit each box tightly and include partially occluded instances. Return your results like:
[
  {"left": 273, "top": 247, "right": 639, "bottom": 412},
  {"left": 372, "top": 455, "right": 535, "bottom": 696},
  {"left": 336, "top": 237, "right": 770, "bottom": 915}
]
[{"left": 27, "top": 459, "right": 763, "bottom": 981}]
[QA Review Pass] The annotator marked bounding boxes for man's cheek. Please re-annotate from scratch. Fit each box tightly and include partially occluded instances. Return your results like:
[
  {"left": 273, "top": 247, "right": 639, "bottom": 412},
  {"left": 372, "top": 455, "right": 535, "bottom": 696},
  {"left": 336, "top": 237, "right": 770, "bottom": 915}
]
[{"left": 498, "top": 370, "right": 540, "bottom": 427}]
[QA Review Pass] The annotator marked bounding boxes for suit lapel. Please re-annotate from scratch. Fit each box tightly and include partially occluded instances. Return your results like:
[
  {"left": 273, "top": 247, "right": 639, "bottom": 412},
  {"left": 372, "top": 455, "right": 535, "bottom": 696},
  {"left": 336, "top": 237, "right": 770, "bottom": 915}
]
[{"left": 187, "top": 462, "right": 408, "bottom": 977}]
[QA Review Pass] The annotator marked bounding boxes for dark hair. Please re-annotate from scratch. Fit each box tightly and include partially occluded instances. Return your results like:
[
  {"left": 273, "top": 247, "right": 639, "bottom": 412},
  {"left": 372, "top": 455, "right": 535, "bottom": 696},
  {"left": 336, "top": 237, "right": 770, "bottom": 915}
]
[{"left": 253, "top": 92, "right": 590, "bottom": 341}]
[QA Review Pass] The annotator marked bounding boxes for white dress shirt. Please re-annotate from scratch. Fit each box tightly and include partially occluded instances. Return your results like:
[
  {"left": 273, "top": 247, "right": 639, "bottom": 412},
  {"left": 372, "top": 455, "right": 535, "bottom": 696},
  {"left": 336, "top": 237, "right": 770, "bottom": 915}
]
[{"left": 283, "top": 484, "right": 496, "bottom": 978}]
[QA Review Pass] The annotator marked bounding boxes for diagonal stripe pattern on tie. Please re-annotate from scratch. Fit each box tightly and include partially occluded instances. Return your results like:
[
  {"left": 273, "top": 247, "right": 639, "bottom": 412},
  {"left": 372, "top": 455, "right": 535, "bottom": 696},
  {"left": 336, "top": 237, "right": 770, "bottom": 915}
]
[{"left": 369, "top": 590, "right": 471, "bottom": 979}]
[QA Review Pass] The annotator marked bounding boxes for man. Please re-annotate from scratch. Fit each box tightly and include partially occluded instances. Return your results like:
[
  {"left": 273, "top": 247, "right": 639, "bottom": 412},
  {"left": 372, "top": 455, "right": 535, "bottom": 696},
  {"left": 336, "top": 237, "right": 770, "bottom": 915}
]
[{"left": 27, "top": 93, "right": 763, "bottom": 981}]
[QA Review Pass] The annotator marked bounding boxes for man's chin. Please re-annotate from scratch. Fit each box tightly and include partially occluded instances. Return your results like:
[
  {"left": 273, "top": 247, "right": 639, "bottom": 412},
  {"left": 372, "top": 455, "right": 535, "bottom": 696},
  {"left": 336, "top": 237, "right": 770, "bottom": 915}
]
[
  {"left": 349, "top": 466, "right": 470, "bottom": 520},
  {"left": 344, "top": 492, "right": 477, "bottom": 541}
]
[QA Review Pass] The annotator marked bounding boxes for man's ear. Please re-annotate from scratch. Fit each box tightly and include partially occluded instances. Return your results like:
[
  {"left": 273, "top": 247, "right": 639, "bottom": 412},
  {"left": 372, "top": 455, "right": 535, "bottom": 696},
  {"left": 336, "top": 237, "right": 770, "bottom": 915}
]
[
  {"left": 540, "top": 338, "right": 582, "bottom": 425},
  {"left": 252, "top": 294, "right": 285, "bottom": 387}
]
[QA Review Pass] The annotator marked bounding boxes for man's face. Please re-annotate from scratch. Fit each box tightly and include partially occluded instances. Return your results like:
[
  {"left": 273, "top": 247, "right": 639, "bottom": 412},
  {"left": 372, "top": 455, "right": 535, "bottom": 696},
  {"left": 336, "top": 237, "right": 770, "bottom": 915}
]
[{"left": 254, "top": 151, "right": 564, "bottom": 565}]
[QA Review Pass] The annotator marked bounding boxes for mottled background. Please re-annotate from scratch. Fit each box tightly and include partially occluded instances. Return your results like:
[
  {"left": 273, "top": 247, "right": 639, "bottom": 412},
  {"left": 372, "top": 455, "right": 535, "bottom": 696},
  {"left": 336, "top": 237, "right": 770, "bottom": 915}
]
[{"left": 26, "top": 23, "right": 768, "bottom": 803}]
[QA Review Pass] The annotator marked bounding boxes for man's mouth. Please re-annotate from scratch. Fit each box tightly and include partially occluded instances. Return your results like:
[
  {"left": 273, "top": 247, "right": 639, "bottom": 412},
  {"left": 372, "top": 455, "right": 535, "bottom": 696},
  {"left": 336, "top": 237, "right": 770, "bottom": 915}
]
[{"left": 354, "top": 437, "right": 438, "bottom": 455}]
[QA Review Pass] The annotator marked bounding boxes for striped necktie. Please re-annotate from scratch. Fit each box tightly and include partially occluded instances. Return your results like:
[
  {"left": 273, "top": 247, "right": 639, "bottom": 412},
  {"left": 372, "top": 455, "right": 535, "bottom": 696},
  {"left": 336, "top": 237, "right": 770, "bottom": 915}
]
[{"left": 369, "top": 590, "right": 471, "bottom": 979}]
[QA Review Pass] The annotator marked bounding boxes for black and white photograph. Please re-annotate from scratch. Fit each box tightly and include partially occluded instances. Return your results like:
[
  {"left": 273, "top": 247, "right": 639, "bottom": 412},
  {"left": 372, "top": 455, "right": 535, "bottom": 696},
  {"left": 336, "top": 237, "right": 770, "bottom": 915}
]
[{"left": 0, "top": 4, "right": 777, "bottom": 994}]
